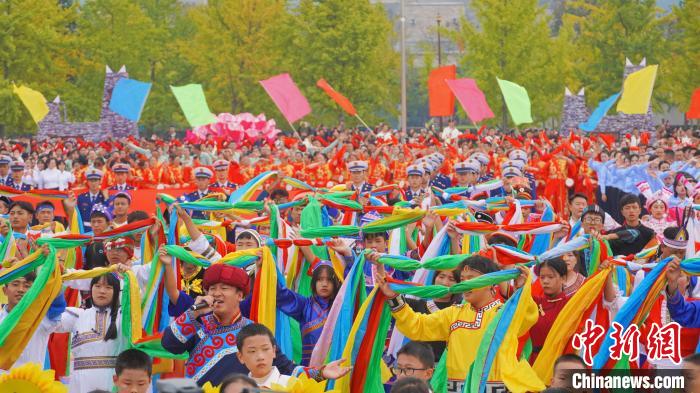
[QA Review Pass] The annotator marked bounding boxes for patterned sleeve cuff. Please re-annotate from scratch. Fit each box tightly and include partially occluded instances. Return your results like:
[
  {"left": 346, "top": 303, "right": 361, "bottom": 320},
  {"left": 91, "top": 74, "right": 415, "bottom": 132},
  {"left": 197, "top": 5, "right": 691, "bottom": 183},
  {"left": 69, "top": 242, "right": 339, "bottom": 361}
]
[
  {"left": 388, "top": 295, "right": 406, "bottom": 312},
  {"left": 293, "top": 366, "right": 323, "bottom": 382},
  {"left": 169, "top": 310, "right": 198, "bottom": 344}
]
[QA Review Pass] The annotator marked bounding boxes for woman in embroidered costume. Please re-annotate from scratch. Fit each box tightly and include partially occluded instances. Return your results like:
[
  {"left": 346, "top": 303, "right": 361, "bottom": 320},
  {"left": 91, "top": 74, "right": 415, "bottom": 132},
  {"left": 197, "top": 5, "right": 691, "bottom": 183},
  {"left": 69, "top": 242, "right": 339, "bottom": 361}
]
[
  {"left": 373, "top": 255, "right": 534, "bottom": 393},
  {"left": 272, "top": 253, "right": 342, "bottom": 365},
  {"left": 542, "top": 154, "right": 574, "bottom": 218},
  {"left": 637, "top": 182, "right": 673, "bottom": 236},
  {"left": 56, "top": 274, "right": 125, "bottom": 393}
]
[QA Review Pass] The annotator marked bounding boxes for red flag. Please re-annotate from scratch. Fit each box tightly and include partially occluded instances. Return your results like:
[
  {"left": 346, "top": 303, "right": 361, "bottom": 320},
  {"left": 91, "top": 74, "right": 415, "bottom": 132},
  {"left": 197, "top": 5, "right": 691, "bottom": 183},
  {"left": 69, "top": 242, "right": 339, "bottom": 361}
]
[
  {"left": 505, "top": 136, "right": 523, "bottom": 149},
  {"left": 259, "top": 73, "right": 311, "bottom": 123},
  {"left": 687, "top": 87, "right": 700, "bottom": 119},
  {"left": 316, "top": 79, "right": 357, "bottom": 116},
  {"left": 598, "top": 134, "right": 615, "bottom": 150},
  {"left": 428, "top": 65, "right": 456, "bottom": 117}
]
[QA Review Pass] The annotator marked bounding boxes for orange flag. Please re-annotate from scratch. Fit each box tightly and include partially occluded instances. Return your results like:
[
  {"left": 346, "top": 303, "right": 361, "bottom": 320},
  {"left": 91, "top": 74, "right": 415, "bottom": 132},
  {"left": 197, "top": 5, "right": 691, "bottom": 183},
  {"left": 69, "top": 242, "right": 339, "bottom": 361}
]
[
  {"left": 687, "top": 87, "right": 700, "bottom": 119},
  {"left": 428, "top": 65, "right": 456, "bottom": 117},
  {"left": 316, "top": 79, "right": 357, "bottom": 116}
]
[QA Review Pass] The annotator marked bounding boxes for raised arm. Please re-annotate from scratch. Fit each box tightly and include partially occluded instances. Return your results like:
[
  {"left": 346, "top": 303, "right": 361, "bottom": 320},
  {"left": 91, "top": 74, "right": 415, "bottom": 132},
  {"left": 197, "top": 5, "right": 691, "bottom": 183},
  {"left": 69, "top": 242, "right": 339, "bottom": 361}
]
[{"left": 372, "top": 263, "right": 452, "bottom": 342}]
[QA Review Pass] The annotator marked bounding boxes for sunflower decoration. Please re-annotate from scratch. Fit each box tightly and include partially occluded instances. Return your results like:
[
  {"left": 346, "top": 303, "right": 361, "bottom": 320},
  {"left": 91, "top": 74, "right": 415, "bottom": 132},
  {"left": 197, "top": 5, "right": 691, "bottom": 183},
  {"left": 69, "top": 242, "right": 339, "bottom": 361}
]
[
  {"left": 271, "top": 374, "right": 338, "bottom": 393},
  {"left": 0, "top": 363, "right": 67, "bottom": 393},
  {"left": 201, "top": 381, "right": 220, "bottom": 393}
]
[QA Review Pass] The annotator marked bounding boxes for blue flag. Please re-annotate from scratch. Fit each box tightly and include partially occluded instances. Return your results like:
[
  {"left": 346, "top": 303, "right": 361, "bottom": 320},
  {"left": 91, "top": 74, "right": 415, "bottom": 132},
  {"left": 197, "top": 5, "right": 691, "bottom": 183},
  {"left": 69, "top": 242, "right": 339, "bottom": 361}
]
[
  {"left": 579, "top": 92, "right": 620, "bottom": 132},
  {"left": 109, "top": 78, "right": 152, "bottom": 121}
]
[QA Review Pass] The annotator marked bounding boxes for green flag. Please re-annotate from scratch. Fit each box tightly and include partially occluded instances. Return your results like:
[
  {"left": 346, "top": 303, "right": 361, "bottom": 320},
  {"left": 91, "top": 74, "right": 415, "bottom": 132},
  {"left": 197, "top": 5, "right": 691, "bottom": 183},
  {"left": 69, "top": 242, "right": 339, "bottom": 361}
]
[
  {"left": 496, "top": 78, "right": 533, "bottom": 125},
  {"left": 170, "top": 84, "right": 217, "bottom": 127}
]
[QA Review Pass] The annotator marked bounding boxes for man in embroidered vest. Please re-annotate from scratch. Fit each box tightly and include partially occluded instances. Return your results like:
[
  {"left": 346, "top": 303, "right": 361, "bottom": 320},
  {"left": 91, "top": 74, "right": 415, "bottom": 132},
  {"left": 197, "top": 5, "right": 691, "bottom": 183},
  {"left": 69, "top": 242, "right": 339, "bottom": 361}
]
[{"left": 162, "top": 263, "right": 295, "bottom": 386}]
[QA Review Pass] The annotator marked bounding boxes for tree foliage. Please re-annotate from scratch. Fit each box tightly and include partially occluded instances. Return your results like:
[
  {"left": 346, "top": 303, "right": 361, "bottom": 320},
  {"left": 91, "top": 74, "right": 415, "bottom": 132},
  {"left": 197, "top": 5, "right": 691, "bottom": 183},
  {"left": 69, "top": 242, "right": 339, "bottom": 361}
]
[
  {"left": 446, "top": 0, "right": 564, "bottom": 128},
  {"left": 0, "top": 0, "right": 77, "bottom": 134},
  {"left": 0, "top": 0, "right": 697, "bottom": 135},
  {"left": 286, "top": 0, "right": 399, "bottom": 126},
  {"left": 559, "top": 0, "right": 668, "bottom": 108},
  {"left": 0, "top": 0, "right": 399, "bottom": 135},
  {"left": 180, "top": 0, "right": 290, "bottom": 122},
  {"left": 660, "top": 0, "right": 700, "bottom": 113}
]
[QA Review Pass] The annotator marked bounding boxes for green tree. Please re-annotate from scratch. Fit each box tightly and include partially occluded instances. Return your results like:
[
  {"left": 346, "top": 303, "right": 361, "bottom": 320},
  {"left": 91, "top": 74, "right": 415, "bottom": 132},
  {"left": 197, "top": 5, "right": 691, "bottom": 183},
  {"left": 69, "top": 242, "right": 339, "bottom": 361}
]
[
  {"left": 446, "top": 0, "right": 564, "bottom": 129},
  {"left": 560, "top": 0, "right": 668, "bottom": 108},
  {"left": 660, "top": 0, "right": 699, "bottom": 116},
  {"left": 0, "top": 0, "right": 77, "bottom": 135},
  {"left": 286, "top": 0, "right": 399, "bottom": 126},
  {"left": 64, "top": 0, "right": 160, "bottom": 123},
  {"left": 135, "top": 0, "right": 194, "bottom": 132},
  {"left": 177, "top": 0, "right": 289, "bottom": 124}
]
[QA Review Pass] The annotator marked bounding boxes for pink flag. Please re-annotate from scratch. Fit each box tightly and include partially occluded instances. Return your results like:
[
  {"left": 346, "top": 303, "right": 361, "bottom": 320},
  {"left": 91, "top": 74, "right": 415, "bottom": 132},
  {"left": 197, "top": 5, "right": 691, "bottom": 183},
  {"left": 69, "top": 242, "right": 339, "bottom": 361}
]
[
  {"left": 259, "top": 73, "right": 311, "bottom": 124},
  {"left": 445, "top": 78, "right": 494, "bottom": 123}
]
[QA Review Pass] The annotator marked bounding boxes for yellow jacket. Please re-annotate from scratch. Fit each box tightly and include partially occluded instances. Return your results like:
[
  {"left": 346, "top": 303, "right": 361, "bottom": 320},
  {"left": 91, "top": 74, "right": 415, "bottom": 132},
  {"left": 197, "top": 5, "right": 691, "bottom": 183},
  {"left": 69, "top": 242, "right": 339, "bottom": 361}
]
[{"left": 393, "top": 298, "right": 523, "bottom": 382}]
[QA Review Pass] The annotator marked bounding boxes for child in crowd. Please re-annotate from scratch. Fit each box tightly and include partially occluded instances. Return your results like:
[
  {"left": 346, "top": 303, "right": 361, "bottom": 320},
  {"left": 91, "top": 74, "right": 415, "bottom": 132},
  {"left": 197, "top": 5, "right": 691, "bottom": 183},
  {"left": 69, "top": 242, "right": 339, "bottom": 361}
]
[
  {"left": 113, "top": 349, "right": 153, "bottom": 393},
  {"left": 392, "top": 341, "right": 435, "bottom": 383},
  {"left": 235, "top": 323, "right": 352, "bottom": 389},
  {"left": 0, "top": 265, "right": 66, "bottom": 369},
  {"left": 219, "top": 374, "right": 258, "bottom": 393},
  {"left": 390, "top": 377, "right": 432, "bottom": 393},
  {"left": 549, "top": 354, "right": 587, "bottom": 390}
]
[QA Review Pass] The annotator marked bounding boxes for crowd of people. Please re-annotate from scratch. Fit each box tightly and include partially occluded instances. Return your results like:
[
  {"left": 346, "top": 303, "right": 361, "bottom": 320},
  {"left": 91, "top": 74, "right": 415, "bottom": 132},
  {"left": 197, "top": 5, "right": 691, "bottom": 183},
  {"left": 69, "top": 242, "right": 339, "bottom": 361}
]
[{"left": 0, "top": 122, "right": 699, "bottom": 393}]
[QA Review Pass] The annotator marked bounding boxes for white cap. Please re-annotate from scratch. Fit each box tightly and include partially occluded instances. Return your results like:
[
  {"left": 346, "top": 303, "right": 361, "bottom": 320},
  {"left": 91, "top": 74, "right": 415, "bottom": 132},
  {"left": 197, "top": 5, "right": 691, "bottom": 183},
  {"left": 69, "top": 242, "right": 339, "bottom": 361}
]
[
  {"left": 454, "top": 159, "right": 480, "bottom": 174},
  {"left": 347, "top": 161, "right": 369, "bottom": 172},
  {"left": 194, "top": 167, "right": 213, "bottom": 179},
  {"left": 406, "top": 164, "right": 424, "bottom": 176},
  {"left": 470, "top": 152, "right": 489, "bottom": 166},
  {"left": 508, "top": 149, "right": 528, "bottom": 162},
  {"left": 502, "top": 167, "right": 523, "bottom": 178},
  {"left": 501, "top": 159, "right": 525, "bottom": 171}
]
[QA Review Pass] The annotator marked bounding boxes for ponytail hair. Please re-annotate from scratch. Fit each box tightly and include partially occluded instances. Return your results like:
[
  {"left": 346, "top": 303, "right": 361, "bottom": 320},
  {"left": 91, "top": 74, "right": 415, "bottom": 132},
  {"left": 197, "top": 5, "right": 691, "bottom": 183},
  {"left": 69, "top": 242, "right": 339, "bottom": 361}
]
[{"left": 90, "top": 273, "right": 121, "bottom": 341}]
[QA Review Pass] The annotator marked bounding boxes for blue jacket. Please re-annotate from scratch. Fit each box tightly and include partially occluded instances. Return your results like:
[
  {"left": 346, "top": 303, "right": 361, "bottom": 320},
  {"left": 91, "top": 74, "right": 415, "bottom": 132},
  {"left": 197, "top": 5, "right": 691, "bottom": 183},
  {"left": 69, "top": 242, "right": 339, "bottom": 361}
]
[
  {"left": 77, "top": 191, "right": 106, "bottom": 231},
  {"left": 275, "top": 286, "right": 331, "bottom": 366},
  {"left": 667, "top": 290, "right": 700, "bottom": 328},
  {"left": 162, "top": 311, "right": 295, "bottom": 386},
  {"left": 5, "top": 178, "right": 31, "bottom": 191},
  {"left": 211, "top": 181, "right": 237, "bottom": 189},
  {"left": 430, "top": 174, "right": 451, "bottom": 190},
  {"left": 179, "top": 190, "right": 210, "bottom": 219}
]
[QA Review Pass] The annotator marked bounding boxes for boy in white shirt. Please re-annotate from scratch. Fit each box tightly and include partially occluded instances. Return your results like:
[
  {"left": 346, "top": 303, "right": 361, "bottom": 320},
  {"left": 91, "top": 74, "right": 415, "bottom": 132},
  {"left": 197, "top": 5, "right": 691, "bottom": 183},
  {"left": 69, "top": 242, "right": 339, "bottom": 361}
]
[{"left": 236, "top": 323, "right": 351, "bottom": 389}]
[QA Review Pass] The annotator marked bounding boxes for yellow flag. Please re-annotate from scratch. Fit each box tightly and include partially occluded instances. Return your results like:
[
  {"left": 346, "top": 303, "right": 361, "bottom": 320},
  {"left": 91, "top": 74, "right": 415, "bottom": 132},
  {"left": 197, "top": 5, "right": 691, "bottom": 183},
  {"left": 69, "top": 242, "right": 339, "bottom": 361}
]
[
  {"left": 12, "top": 84, "right": 49, "bottom": 123},
  {"left": 616, "top": 65, "right": 658, "bottom": 114}
]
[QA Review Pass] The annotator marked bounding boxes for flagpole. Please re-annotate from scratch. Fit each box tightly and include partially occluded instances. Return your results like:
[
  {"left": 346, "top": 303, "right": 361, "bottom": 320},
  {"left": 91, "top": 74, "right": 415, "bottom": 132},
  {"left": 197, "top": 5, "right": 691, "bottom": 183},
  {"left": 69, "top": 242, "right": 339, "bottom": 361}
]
[
  {"left": 286, "top": 119, "right": 302, "bottom": 140},
  {"left": 355, "top": 114, "right": 373, "bottom": 133}
]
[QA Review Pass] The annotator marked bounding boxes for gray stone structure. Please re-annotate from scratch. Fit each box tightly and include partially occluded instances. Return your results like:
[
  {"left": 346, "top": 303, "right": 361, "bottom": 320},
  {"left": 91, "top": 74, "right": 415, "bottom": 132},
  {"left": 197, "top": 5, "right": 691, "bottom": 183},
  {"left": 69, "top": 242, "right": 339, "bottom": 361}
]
[
  {"left": 37, "top": 65, "right": 139, "bottom": 141},
  {"left": 560, "top": 58, "right": 655, "bottom": 134}
]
